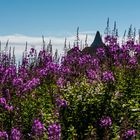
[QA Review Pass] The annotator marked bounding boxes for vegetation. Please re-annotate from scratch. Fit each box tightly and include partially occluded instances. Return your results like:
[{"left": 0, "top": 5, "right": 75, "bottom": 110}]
[{"left": 0, "top": 24, "right": 140, "bottom": 139}]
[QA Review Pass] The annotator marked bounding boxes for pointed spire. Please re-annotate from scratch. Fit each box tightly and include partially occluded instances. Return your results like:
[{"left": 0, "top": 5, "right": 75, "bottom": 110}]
[
  {"left": 25, "top": 42, "right": 28, "bottom": 51},
  {"left": 116, "top": 29, "right": 118, "bottom": 37},
  {"left": 6, "top": 40, "right": 9, "bottom": 48},
  {"left": 64, "top": 37, "right": 67, "bottom": 47},
  {"left": 5, "top": 40, "right": 9, "bottom": 53},
  {"left": 54, "top": 49, "right": 58, "bottom": 63},
  {"left": 73, "top": 42, "right": 76, "bottom": 48},
  {"left": 77, "top": 27, "right": 79, "bottom": 39},
  {"left": 133, "top": 28, "right": 136, "bottom": 41},
  {"left": 68, "top": 42, "right": 71, "bottom": 50},
  {"left": 9, "top": 46, "right": 11, "bottom": 60},
  {"left": 107, "top": 17, "right": 109, "bottom": 28},
  {"left": 49, "top": 40, "right": 52, "bottom": 54},
  {"left": 42, "top": 35, "right": 45, "bottom": 50},
  {"left": 104, "top": 17, "right": 110, "bottom": 35},
  {"left": 80, "top": 40, "right": 83, "bottom": 50},
  {"left": 12, "top": 47, "right": 16, "bottom": 64},
  {"left": 76, "top": 27, "right": 80, "bottom": 47},
  {"left": 85, "top": 34, "right": 88, "bottom": 47},
  {"left": 49, "top": 39, "right": 51, "bottom": 44},
  {"left": 114, "top": 21, "right": 116, "bottom": 30},
  {"left": 112, "top": 21, "right": 117, "bottom": 36},
  {"left": 64, "top": 38, "right": 67, "bottom": 55},
  {"left": 123, "top": 30, "right": 126, "bottom": 39},
  {"left": 47, "top": 39, "right": 52, "bottom": 54},
  {"left": 13, "top": 47, "right": 15, "bottom": 57},
  {"left": 122, "top": 30, "right": 126, "bottom": 44},
  {"left": 128, "top": 24, "right": 133, "bottom": 39},
  {"left": 90, "top": 31, "right": 104, "bottom": 48},
  {"left": 24, "top": 42, "right": 28, "bottom": 58}
]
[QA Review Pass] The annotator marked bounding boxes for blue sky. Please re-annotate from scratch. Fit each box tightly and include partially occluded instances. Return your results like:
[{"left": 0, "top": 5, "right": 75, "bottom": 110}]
[{"left": 0, "top": 0, "right": 140, "bottom": 36}]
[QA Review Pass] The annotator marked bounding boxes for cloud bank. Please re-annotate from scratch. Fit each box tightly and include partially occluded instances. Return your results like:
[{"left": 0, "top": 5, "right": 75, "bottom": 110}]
[{"left": 0, "top": 32, "right": 97, "bottom": 61}]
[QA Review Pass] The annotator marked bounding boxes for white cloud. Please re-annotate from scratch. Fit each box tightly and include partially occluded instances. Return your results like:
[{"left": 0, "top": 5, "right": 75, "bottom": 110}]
[
  {"left": 0, "top": 33, "right": 95, "bottom": 46},
  {"left": 0, "top": 32, "right": 97, "bottom": 61},
  {"left": 1, "top": 32, "right": 135, "bottom": 62}
]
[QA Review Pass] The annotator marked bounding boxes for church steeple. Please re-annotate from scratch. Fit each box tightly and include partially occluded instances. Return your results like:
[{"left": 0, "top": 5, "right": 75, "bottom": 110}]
[
  {"left": 90, "top": 31, "right": 104, "bottom": 48},
  {"left": 82, "top": 31, "right": 105, "bottom": 56}
]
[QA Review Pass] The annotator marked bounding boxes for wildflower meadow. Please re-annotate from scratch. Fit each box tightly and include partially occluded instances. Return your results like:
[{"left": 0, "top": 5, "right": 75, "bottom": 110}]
[{"left": 0, "top": 25, "right": 140, "bottom": 140}]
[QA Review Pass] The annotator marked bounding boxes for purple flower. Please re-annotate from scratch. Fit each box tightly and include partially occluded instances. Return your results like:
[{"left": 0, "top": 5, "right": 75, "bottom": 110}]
[
  {"left": 56, "top": 77, "right": 65, "bottom": 88},
  {"left": 96, "top": 48, "right": 106, "bottom": 58},
  {"left": 23, "top": 78, "right": 40, "bottom": 92},
  {"left": 48, "top": 123, "right": 61, "bottom": 140},
  {"left": 2, "top": 89, "right": 11, "bottom": 100},
  {"left": 56, "top": 98, "right": 67, "bottom": 108},
  {"left": 128, "top": 56, "right": 137, "bottom": 67},
  {"left": 22, "top": 57, "right": 29, "bottom": 65},
  {"left": 46, "top": 62, "right": 59, "bottom": 74},
  {"left": 126, "top": 40, "right": 134, "bottom": 47},
  {"left": 113, "top": 54, "right": 120, "bottom": 66},
  {"left": 30, "top": 48, "right": 35, "bottom": 54},
  {"left": 104, "top": 35, "right": 117, "bottom": 44},
  {"left": 0, "top": 97, "right": 6, "bottom": 106},
  {"left": 134, "top": 44, "right": 140, "bottom": 54},
  {"left": 123, "top": 129, "right": 137, "bottom": 139},
  {"left": 0, "top": 65, "right": 5, "bottom": 74},
  {"left": 99, "top": 116, "right": 112, "bottom": 128},
  {"left": 0, "top": 97, "right": 14, "bottom": 111},
  {"left": 59, "top": 66, "right": 70, "bottom": 75},
  {"left": 39, "top": 68, "right": 47, "bottom": 76},
  {"left": 86, "top": 69, "right": 97, "bottom": 80},
  {"left": 78, "top": 55, "right": 91, "bottom": 65},
  {"left": 18, "top": 67, "right": 28, "bottom": 79},
  {"left": 102, "top": 71, "right": 115, "bottom": 82},
  {"left": 4, "top": 66, "right": 16, "bottom": 77},
  {"left": 13, "top": 78, "right": 23, "bottom": 87},
  {"left": 69, "top": 47, "right": 80, "bottom": 55},
  {"left": 4, "top": 105, "right": 14, "bottom": 112},
  {"left": 109, "top": 45, "right": 119, "bottom": 54},
  {"left": 0, "top": 131, "right": 8, "bottom": 139},
  {"left": 32, "top": 119, "right": 46, "bottom": 137},
  {"left": 104, "top": 35, "right": 111, "bottom": 43},
  {"left": 91, "top": 58, "right": 99, "bottom": 69},
  {"left": 10, "top": 128, "right": 21, "bottom": 140}
]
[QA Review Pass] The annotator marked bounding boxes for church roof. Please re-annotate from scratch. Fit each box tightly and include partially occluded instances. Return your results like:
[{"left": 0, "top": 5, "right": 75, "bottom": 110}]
[
  {"left": 81, "top": 31, "right": 105, "bottom": 56},
  {"left": 90, "top": 31, "right": 104, "bottom": 48}
]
